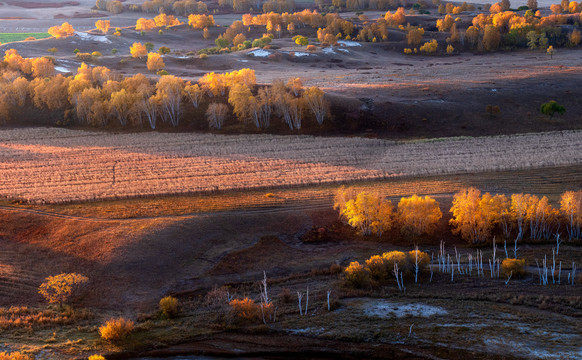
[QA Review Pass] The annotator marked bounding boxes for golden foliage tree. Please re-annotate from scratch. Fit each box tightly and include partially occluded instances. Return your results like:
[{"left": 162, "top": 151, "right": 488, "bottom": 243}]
[
  {"left": 342, "top": 192, "right": 394, "bottom": 236},
  {"left": 48, "top": 22, "right": 75, "bottom": 39},
  {"left": 31, "top": 57, "right": 54, "bottom": 78},
  {"left": 136, "top": 18, "right": 156, "bottom": 31},
  {"left": 146, "top": 52, "right": 165, "bottom": 71},
  {"left": 482, "top": 24, "right": 501, "bottom": 51},
  {"left": 397, "top": 195, "right": 442, "bottom": 236},
  {"left": 449, "top": 188, "right": 500, "bottom": 244},
  {"left": 38, "top": 273, "right": 88, "bottom": 306},
  {"left": 560, "top": 190, "right": 582, "bottom": 239},
  {"left": 188, "top": 14, "right": 215, "bottom": 29},
  {"left": 302, "top": 86, "right": 329, "bottom": 125},
  {"left": 130, "top": 42, "right": 148, "bottom": 59},
  {"left": 99, "top": 317, "right": 134, "bottom": 342},
  {"left": 406, "top": 25, "right": 424, "bottom": 45},
  {"left": 95, "top": 19, "right": 110, "bottom": 34}
]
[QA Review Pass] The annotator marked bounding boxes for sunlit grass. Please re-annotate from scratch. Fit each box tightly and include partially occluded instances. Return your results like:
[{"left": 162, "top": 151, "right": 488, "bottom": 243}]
[{"left": 0, "top": 33, "right": 51, "bottom": 43}]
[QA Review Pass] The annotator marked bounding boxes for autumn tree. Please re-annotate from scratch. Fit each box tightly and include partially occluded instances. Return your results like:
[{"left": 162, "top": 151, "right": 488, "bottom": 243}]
[
  {"left": 199, "top": 72, "right": 226, "bottom": 97},
  {"left": 341, "top": 192, "right": 394, "bottom": 236},
  {"left": 75, "top": 87, "right": 108, "bottom": 126},
  {"left": 130, "top": 42, "right": 148, "bottom": 59},
  {"left": 154, "top": 75, "right": 184, "bottom": 126},
  {"left": 228, "top": 83, "right": 253, "bottom": 124},
  {"left": 184, "top": 83, "right": 203, "bottom": 108},
  {"left": 30, "top": 74, "right": 70, "bottom": 111},
  {"left": 437, "top": 14, "right": 455, "bottom": 32},
  {"left": 188, "top": 14, "right": 215, "bottom": 29},
  {"left": 109, "top": 89, "right": 137, "bottom": 126},
  {"left": 31, "top": 57, "right": 54, "bottom": 78},
  {"left": 4, "top": 77, "right": 29, "bottom": 107},
  {"left": 206, "top": 102, "right": 228, "bottom": 129},
  {"left": 450, "top": 187, "right": 499, "bottom": 244},
  {"left": 95, "top": 20, "right": 111, "bottom": 34},
  {"left": 38, "top": 273, "right": 88, "bottom": 306},
  {"left": 147, "top": 52, "right": 165, "bottom": 71},
  {"left": 540, "top": 100, "right": 565, "bottom": 118},
  {"left": 48, "top": 22, "right": 75, "bottom": 39},
  {"left": 302, "top": 86, "right": 329, "bottom": 125},
  {"left": 397, "top": 195, "right": 443, "bottom": 237},
  {"left": 482, "top": 24, "right": 501, "bottom": 51},
  {"left": 136, "top": 18, "right": 156, "bottom": 31},
  {"left": 569, "top": 29, "right": 581, "bottom": 46},
  {"left": 560, "top": 190, "right": 582, "bottom": 239},
  {"left": 406, "top": 25, "right": 424, "bottom": 46}
]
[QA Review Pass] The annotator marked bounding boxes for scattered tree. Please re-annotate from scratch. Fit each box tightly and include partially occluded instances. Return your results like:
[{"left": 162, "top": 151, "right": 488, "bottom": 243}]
[{"left": 38, "top": 273, "right": 88, "bottom": 306}]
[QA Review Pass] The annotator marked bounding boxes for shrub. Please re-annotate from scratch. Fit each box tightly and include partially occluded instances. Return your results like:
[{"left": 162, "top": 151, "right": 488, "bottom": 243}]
[
  {"left": 501, "top": 258, "right": 526, "bottom": 277},
  {"left": 157, "top": 70, "right": 169, "bottom": 76},
  {"left": 330, "top": 262, "right": 342, "bottom": 274},
  {"left": 73, "top": 48, "right": 80, "bottom": 54},
  {"left": 91, "top": 51, "right": 102, "bottom": 57},
  {"left": 0, "top": 352, "right": 31, "bottom": 360},
  {"left": 199, "top": 53, "right": 208, "bottom": 59},
  {"left": 159, "top": 296, "right": 179, "bottom": 318},
  {"left": 25, "top": 37, "right": 36, "bottom": 41},
  {"left": 47, "top": 47, "right": 58, "bottom": 53},
  {"left": 229, "top": 298, "right": 258, "bottom": 320},
  {"left": 99, "top": 317, "right": 134, "bottom": 342},
  {"left": 293, "top": 35, "right": 309, "bottom": 45},
  {"left": 382, "top": 251, "right": 408, "bottom": 270},
  {"left": 344, "top": 261, "right": 367, "bottom": 287},
  {"left": 540, "top": 100, "right": 565, "bottom": 118},
  {"left": 76, "top": 52, "right": 93, "bottom": 61},
  {"left": 158, "top": 46, "right": 171, "bottom": 55},
  {"left": 111, "top": 48, "right": 118, "bottom": 54},
  {"left": 144, "top": 42, "right": 154, "bottom": 51},
  {"left": 306, "top": 44, "right": 317, "bottom": 51},
  {"left": 88, "top": 356, "right": 106, "bottom": 360},
  {"left": 365, "top": 255, "right": 387, "bottom": 280}
]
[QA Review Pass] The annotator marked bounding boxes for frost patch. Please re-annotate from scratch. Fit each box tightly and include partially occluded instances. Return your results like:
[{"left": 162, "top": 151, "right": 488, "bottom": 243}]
[
  {"left": 338, "top": 48, "right": 350, "bottom": 53},
  {"left": 322, "top": 47, "right": 336, "bottom": 54},
  {"left": 54, "top": 66, "right": 70, "bottom": 73},
  {"left": 291, "top": 51, "right": 311, "bottom": 57},
  {"left": 338, "top": 40, "right": 362, "bottom": 47},
  {"left": 363, "top": 300, "right": 447, "bottom": 318},
  {"left": 248, "top": 49, "right": 271, "bottom": 57},
  {"left": 74, "top": 32, "right": 111, "bottom": 43}
]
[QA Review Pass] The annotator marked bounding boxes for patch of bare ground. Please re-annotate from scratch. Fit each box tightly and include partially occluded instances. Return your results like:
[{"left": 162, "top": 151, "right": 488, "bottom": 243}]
[{"left": 6, "top": 1, "right": 80, "bottom": 8}]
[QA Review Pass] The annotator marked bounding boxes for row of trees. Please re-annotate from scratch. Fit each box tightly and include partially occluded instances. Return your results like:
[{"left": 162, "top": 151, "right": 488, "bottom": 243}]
[
  {"left": 0, "top": 51, "right": 330, "bottom": 130},
  {"left": 334, "top": 188, "right": 443, "bottom": 237},
  {"left": 335, "top": 187, "right": 582, "bottom": 244}
]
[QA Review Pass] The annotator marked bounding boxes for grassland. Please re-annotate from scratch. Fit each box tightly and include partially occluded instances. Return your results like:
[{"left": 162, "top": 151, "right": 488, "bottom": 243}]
[{"left": 0, "top": 33, "right": 50, "bottom": 43}]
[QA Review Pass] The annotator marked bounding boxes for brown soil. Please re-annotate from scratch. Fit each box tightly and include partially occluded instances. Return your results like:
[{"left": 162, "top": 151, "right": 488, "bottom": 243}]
[{"left": 54, "top": 11, "right": 108, "bottom": 19}]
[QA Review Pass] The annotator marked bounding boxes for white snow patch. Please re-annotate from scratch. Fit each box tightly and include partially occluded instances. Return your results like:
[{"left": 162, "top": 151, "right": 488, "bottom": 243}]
[
  {"left": 338, "top": 48, "right": 350, "bottom": 53},
  {"left": 54, "top": 66, "right": 70, "bottom": 73},
  {"left": 338, "top": 40, "right": 362, "bottom": 47},
  {"left": 291, "top": 51, "right": 311, "bottom": 57},
  {"left": 363, "top": 300, "right": 447, "bottom": 318},
  {"left": 238, "top": 59, "right": 249, "bottom": 62},
  {"left": 74, "top": 32, "right": 111, "bottom": 44},
  {"left": 248, "top": 49, "right": 271, "bottom": 57},
  {"left": 322, "top": 47, "right": 336, "bottom": 54}
]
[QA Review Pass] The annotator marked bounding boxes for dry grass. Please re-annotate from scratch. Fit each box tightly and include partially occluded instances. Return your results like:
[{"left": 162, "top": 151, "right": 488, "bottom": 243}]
[{"left": 0, "top": 128, "right": 581, "bottom": 205}]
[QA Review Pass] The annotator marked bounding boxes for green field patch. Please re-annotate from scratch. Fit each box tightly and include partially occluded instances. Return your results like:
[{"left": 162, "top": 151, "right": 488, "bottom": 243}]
[{"left": 0, "top": 33, "right": 51, "bottom": 43}]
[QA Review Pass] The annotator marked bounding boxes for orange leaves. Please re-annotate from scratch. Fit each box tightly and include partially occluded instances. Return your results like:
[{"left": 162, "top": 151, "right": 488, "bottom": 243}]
[
  {"left": 48, "top": 22, "right": 75, "bottom": 39},
  {"left": 38, "top": 273, "right": 88, "bottom": 305},
  {"left": 229, "top": 298, "right": 259, "bottom": 320},
  {"left": 154, "top": 13, "right": 183, "bottom": 28}
]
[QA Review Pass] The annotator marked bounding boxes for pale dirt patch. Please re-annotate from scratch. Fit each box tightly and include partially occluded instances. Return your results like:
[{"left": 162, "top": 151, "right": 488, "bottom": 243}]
[{"left": 362, "top": 299, "right": 448, "bottom": 318}]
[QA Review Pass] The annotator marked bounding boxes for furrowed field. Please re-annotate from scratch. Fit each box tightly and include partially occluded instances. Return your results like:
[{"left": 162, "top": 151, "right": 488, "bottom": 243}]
[{"left": 1, "top": 127, "right": 581, "bottom": 204}]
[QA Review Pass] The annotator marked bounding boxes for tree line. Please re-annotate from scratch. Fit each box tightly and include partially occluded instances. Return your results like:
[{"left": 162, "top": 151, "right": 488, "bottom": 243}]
[
  {"left": 0, "top": 50, "right": 329, "bottom": 131},
  {"left": 335, "top": 187, "right": 582, "bottom": 244}
]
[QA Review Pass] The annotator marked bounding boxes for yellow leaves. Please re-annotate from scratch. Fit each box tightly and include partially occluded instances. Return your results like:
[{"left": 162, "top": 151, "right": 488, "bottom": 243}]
[
  {"left": 342, "top": 192, "right": 394, "bottom": 236},
  {"left": 188, "top": 14, "right": 215, "bottom": 29},
  {"left": 38, "top": 273, "right": 88, "bottom": 305},
  {"left": 406, "top": 24, "right": 424, "bottom": 45},
  {"left": 436, "top": 14, "right": 454, "bottom": 32},
  {"left": 48, "top": 22, "right": 75, "bottom": 39},
  {"left": 229, "top": 297, "right": 259, "bottom": 319},
  {"left": 130, "top": 42, "right": 147, "bottom": 59},
  {"left": 95, "top": 19, "right": 110, "bottom": 34},
  {"left": 136, "top": 18, "right": 156, "bottom": 31},
  {"left": 450, "top": 187, "right": 493, "bottom": 243},
  {"left": 154, "top": 13, "right": 183, "bottom": 28},
  {"left": 31, "top": 57, "right": 54, "bottom": 78},
  {"left": 397, "top": 195, "right": 442, "bottom": 236},
  {"left": 146, "top": 52, "right": 165, "bottom": 71},
  {"left": 419, "top": 39, "right": 438, "bottom": 53}
]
